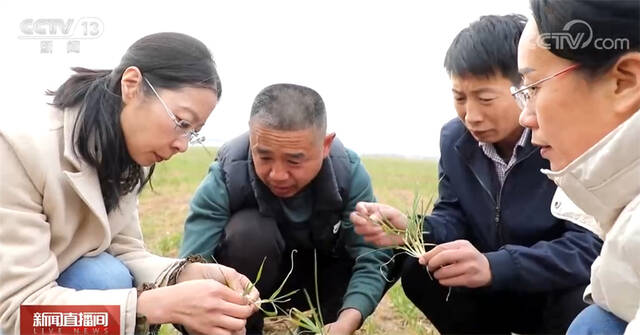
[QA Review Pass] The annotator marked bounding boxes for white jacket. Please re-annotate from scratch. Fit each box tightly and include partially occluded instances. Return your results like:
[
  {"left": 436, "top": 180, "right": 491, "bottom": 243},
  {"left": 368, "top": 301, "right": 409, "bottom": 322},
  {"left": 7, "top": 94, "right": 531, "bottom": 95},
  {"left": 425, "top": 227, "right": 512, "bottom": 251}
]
[
  {"left": 0, "top": 107, "right": 181, "bottom": 334},
  {"left": 545, "top": 110, "right": 640, "bottom": 334}
]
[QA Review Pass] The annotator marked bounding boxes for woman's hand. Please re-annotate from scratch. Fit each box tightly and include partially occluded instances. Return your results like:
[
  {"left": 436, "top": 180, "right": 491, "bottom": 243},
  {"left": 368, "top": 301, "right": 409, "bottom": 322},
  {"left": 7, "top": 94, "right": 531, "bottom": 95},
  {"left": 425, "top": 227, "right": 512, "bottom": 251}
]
[
  {"left": 138, "top": 279, "right": 256, "bottom": 335},
  {"left": 350, "top": 202, "right": 408, "bottom": 247},
  {"left": 177, "top": 262, "right": 260, "bottom": 304},
  {"left": 137, "top": 262, "right": 261, "bottom": 334}
]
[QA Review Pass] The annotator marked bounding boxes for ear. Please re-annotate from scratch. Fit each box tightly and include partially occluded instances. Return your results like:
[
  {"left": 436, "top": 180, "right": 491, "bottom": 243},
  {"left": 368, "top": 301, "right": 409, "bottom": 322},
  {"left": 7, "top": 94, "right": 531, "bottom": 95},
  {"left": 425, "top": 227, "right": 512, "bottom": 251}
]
[
  {"left": 322, "top": 132, "right": 336, "bottom": 158},
  {"left": 610, "top": 52, "right": 640, "bottom": 117},
  {"left": 121, "top": 66, "right": 143, "bottom": 105}
]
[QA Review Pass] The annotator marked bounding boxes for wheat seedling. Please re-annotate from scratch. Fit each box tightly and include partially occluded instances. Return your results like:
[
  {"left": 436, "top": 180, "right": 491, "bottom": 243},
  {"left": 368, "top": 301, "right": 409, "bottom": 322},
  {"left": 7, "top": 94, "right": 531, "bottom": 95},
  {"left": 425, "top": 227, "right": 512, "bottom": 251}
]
[
  {"left": 283, "top": 250, "right": 328, "bottom": 335},
  {"left": 357, "top": 195, "right": 436, "bottom": 261},
  {"left": 212, "top": 250, "right": 300, "bottom": 317},
  {"left": 359, "top": 195, "right": 455, "bottom": 301}
]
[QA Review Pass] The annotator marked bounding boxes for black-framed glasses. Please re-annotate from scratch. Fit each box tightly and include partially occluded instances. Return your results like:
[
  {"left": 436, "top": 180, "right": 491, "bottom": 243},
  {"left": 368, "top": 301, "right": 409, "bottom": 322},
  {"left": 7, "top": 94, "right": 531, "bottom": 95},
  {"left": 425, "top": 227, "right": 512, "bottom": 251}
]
[
  {"left": 143, "top": 77, "right": 205, "bottom": 145},
  {"left": 510, "top": 64, "right": 580, "bottom": 110}
]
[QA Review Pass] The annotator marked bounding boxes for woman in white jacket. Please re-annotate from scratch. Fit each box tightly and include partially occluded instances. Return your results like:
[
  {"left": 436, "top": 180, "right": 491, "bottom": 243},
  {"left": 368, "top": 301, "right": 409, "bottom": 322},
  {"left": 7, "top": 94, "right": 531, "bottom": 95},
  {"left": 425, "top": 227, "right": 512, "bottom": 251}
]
[
  {"left": 514, "top": 0, "right": 640, "bottom": 334},
  {"left": 0, "top": 32, "right": 258, "bottom": 334}
]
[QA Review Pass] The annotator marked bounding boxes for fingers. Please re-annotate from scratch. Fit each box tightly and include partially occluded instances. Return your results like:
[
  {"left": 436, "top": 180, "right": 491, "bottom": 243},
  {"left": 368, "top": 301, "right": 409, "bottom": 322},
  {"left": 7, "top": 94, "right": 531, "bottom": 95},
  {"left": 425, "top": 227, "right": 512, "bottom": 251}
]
[
  {"left": 351, "top": 210, "right": 386, "bottom": 239},
  {"left": 218, "top": 267, "right": 261, "bottom": 303},
  {"left": 421, "top": 243, "right": 445, "bottom": 265},
  {"left": 188, "top": 325, "right": 236, "bottom": 335},
  {"left": 210, "top": 281, "right": 252, "bottom": 306},
  {"left": 432, "top": 262, "right": 467, "bottom": 281},
  {"left": 354, "top": 201, "right": 377, "bottom": 215},
  {"left": 247, "top": 286, "right": 260, "bottom": 306},
  {"left": 353, "top": 202, "right": 398, "bottom": 222},
  {"left": 218, "top": 266, "right": 245, "bottom": 292},
  {"left": 201, "top": 265, "right": 261, "bottom": 309},
  {"left": 215, "top": 298, "right": 255, "bottom": 319},
  {"left": 418, "top": 240, "right": 492, "bottom": 288},
  {"left": 352, "top": 202, "right": 410, "bottom": 248},
  {"left": 352, "top": 215, "right": 384, "bottom": 236},
  {"left": 208, "top": 314, "right": 248, "bottom": 332},
  {"left": 427, "top": 248, "right": 470, "bottom": 270},
  {"left": 353, "top": 222, "right": 402, "bottom": 247},
  {"left": 350, "top": 210, "right": 371, "bottom": 227},
  {"left": 438, "top": 275, "right": 469, "bottom": 288},
  {"left": 421, "top": 239, "right": 470, "bottom": 264}
]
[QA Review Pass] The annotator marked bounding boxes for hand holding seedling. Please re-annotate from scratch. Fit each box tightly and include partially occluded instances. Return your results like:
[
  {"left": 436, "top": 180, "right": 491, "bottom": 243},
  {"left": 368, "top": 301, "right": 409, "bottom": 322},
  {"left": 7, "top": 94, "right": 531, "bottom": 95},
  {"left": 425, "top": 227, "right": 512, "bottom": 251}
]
[
  {"left": 419, "top": 239, "right": 492, "bottom": 288},
  {"left": 350, "top": 202, "right": 407, "bottom": 247},
  {"left": 137, "top": 278, "right": 255, "bottom": 335},
  {"left": 352, "top": 196, "right": 435, "bottom": 263},
  {"left": 171, "top": 262, "right": 259, "bottom": 335},
  {"left": 177, "top": 262, "right": 260, "bottom": 304}
]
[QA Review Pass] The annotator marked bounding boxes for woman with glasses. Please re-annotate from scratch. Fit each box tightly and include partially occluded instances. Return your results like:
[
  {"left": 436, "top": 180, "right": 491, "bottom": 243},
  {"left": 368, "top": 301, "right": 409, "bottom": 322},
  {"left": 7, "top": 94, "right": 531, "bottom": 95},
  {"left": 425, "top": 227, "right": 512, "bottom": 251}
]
[
  {"left": 0, "top": 32, "right": 259, "bottom": 334},
  {"left": 516, "top": 0, "right": 640, "bottom": 333}
]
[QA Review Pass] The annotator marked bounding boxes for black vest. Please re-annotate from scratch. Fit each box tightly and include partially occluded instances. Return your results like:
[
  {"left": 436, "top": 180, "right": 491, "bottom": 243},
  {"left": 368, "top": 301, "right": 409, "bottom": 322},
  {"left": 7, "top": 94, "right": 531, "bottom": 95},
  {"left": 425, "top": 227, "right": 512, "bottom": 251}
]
[{"left": 216, "top": 133, "right": 352, "bottom": 256}]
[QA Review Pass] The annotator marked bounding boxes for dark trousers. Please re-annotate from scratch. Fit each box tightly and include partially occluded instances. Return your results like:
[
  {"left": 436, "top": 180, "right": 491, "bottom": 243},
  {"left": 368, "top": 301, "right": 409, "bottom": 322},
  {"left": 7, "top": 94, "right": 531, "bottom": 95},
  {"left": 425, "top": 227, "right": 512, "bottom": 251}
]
[
  {"left": 215, "top": 209, "right": 354, "bottom": 334},
  {"left": 400, "top": 257, "right": 588, "bottom": 335}
]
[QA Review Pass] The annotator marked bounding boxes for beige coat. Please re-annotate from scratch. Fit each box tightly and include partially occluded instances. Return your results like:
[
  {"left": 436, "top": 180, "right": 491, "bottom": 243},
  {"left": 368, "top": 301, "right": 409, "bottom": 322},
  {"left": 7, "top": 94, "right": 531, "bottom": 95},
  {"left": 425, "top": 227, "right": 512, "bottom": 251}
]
[
  {"left": 0, "top": 107, "right": 181, "bottom": 334},
  {"left": 546, "top": 109, "right": 640, "bottom": 334}
]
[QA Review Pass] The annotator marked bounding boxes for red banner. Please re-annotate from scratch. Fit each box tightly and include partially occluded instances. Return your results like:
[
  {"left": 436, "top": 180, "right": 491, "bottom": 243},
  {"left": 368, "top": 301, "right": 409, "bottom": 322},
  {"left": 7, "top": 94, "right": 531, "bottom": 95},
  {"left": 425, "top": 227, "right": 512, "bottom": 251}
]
[{"left": 20, "top": 305, "right": 120, "bottom": 335}]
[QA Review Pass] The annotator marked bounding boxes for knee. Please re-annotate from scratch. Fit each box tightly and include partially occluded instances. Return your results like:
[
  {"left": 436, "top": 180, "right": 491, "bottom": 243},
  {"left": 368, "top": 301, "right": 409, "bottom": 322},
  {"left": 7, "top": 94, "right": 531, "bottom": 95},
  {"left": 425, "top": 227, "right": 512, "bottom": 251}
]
[
  {"left": 567, "top": 304, "right": 628, "bottom": 335},
  {"left": 222, "top": 208, "right": 284, "bottom": 257},
  {"left": 400, "top": 256, "right": 442, "bottom": 300},
  {"left": 400, "top": 257, "right": 427, "bottom": 292},
  {"left": 57, "top": 253, "right": 133, "bottom": 290}
]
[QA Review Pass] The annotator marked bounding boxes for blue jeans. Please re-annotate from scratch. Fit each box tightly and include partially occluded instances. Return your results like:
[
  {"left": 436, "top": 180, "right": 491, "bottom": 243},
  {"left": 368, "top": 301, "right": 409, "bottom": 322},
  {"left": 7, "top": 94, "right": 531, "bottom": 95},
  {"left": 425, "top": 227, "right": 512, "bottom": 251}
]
[
  {"left": 57, "top": 252, "right": 134, "bottom": 290},
  {"left": 567, "top": 304, "right": 628, "bottom": 335}
]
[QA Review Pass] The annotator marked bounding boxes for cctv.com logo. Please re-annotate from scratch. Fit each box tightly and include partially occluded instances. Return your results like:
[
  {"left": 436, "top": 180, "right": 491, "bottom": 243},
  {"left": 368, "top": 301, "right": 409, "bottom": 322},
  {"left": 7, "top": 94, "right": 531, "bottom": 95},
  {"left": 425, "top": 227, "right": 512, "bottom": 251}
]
[{"left": 537, "top": 19, "right": 630, "bottom": 51}]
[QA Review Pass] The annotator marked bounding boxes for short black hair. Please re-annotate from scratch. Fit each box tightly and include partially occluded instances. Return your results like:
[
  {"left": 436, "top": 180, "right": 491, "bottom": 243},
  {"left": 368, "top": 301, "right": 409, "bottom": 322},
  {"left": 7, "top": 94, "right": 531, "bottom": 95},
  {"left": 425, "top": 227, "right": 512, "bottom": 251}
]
[
  {"left": 249, "top": 83, "right": 326, "bottom": 135},
  {"left": 530, "top": 0, "right": 640, "bottom": 77},
  {"left": 444, "top": 14, "right": 527, "bottom": 85}
]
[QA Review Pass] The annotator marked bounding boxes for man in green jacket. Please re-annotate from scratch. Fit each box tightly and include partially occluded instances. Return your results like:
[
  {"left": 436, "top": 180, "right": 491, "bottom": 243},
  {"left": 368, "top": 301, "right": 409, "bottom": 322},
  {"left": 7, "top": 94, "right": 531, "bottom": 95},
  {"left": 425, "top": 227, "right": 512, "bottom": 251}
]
[{"left": 180, "top": 83, "right": 389, "bottom": 334}]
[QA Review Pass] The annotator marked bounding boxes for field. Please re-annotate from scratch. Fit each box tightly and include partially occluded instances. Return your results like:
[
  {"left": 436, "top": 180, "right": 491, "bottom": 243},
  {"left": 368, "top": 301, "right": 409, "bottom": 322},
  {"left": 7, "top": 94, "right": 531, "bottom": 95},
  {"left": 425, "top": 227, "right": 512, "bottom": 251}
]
[{"left": 138, "top": 147, "right": 440, "bottom": 335}]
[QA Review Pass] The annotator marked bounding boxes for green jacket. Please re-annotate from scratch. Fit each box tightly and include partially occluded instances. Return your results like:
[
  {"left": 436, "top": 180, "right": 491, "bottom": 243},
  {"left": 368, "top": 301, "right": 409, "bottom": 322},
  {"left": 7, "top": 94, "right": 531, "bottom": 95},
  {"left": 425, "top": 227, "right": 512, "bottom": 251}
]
[{"left": 180, "top": 146, "right": 390, "bottom": 319}]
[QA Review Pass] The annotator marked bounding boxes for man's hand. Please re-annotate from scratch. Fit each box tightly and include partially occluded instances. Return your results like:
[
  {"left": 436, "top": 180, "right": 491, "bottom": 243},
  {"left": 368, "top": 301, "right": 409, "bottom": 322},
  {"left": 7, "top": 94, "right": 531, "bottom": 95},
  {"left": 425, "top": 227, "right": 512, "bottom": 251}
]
[
  {"left": 324, "top": 308, "right": 362, "bottom": 335},
  {"left": 350, "top": 202, "right": 407, "bottom": 247},
  {"left": 418, "top": 240, "right": 492, "bottom": 288}
]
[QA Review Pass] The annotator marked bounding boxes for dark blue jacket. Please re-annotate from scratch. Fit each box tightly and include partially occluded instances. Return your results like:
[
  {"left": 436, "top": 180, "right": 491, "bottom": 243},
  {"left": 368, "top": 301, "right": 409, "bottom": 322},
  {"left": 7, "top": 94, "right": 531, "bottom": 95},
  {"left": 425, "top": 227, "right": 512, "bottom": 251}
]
[{"left": 426, "top": 118, "right": 602, "bottom": 292}]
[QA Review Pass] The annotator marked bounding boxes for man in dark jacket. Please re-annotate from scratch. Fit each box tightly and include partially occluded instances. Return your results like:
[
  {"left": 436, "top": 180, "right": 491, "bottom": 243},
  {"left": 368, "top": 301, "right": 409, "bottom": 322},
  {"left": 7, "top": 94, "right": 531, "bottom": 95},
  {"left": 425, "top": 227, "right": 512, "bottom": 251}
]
[
  {"left": 180, "top": 84, "right": 390, "bottom": 334},
  {"left": 351, "top": 15, "right": 602, "bottom": 334}
]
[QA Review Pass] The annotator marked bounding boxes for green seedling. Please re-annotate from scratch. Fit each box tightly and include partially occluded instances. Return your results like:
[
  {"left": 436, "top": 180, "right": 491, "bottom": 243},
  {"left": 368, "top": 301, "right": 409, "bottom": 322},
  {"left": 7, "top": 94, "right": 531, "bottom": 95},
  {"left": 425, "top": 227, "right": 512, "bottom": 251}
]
[
  {"left": 282, "top": 250, "right": 327, "bottom": 335},
  {"left": 212, "top": 250, "right": 300, "bottom": 317}
]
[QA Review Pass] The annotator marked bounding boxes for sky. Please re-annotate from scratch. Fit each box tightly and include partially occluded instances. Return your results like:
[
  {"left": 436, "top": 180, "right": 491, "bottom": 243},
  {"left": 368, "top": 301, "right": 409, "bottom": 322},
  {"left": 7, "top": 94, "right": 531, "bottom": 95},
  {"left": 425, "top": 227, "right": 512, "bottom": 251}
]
[{"left": 0, "top": 0, "right": 531, "bottom": 158}]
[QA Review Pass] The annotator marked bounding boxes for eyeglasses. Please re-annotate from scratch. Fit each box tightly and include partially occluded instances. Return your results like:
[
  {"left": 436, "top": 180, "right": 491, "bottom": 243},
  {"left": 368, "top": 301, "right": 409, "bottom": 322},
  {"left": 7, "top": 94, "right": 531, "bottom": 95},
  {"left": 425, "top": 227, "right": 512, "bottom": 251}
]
[
  {"left": 143, "top": 77, "right": 205, "bottom": 145},
  {"left": 510, "top": 64, "right": 580, "bottom": 110}
]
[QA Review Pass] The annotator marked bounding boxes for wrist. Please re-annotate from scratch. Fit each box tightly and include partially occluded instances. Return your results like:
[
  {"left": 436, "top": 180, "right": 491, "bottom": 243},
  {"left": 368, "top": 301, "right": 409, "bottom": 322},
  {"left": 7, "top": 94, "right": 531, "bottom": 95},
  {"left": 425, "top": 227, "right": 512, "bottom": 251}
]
[
  {"left": 172, "top": 255, "right": 208, "bottom": 284},
  {"left": 336, "top": 308, "right": 362, "bottom": 331},
  {"left": 137, "top": 286, "right": 174, "bottom": 324},
  {"left": 481, "top": 254, "right": 493, "bottom": 287},
  {"left": 176, "top": 262, "right": 202, "bottom": 283}
]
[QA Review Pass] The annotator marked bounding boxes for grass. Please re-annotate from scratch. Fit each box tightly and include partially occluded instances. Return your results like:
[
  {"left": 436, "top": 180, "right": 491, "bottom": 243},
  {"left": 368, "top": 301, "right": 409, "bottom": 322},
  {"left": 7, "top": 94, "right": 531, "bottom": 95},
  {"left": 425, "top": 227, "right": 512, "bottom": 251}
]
[{"left": 139, "top": 147, "right": 440, "bottom": 335}]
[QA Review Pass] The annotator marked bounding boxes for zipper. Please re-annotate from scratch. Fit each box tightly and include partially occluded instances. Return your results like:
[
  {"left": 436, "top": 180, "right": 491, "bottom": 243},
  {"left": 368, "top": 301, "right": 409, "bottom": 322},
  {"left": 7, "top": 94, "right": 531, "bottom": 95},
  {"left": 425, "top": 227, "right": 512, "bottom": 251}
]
[{"left": 495, "top": 185, "right": 504, "bottom": 245}]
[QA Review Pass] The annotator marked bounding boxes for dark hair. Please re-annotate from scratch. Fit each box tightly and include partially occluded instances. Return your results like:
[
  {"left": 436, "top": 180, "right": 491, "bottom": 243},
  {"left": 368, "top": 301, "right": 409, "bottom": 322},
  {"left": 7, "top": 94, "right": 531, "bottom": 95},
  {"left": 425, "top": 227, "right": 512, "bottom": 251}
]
[
  {"left": 444, "top": 14, "right": 527, "bottom": 85},
  {"left": 530, "top": 0, "right": 640, "bottom": 76},
  {"left": 48, "top": 32, "right": 221, "bottom": 213},
  {"left": 249, "top": 83, "right": 326, "bottom": 135}
]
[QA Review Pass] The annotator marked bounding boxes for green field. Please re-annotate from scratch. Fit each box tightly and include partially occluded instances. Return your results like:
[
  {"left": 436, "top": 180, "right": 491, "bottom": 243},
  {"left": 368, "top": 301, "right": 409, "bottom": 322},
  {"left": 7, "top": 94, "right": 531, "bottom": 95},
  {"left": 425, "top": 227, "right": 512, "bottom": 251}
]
[{"left": 139, "top": 147, "right": 440, "bottom": 335}]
